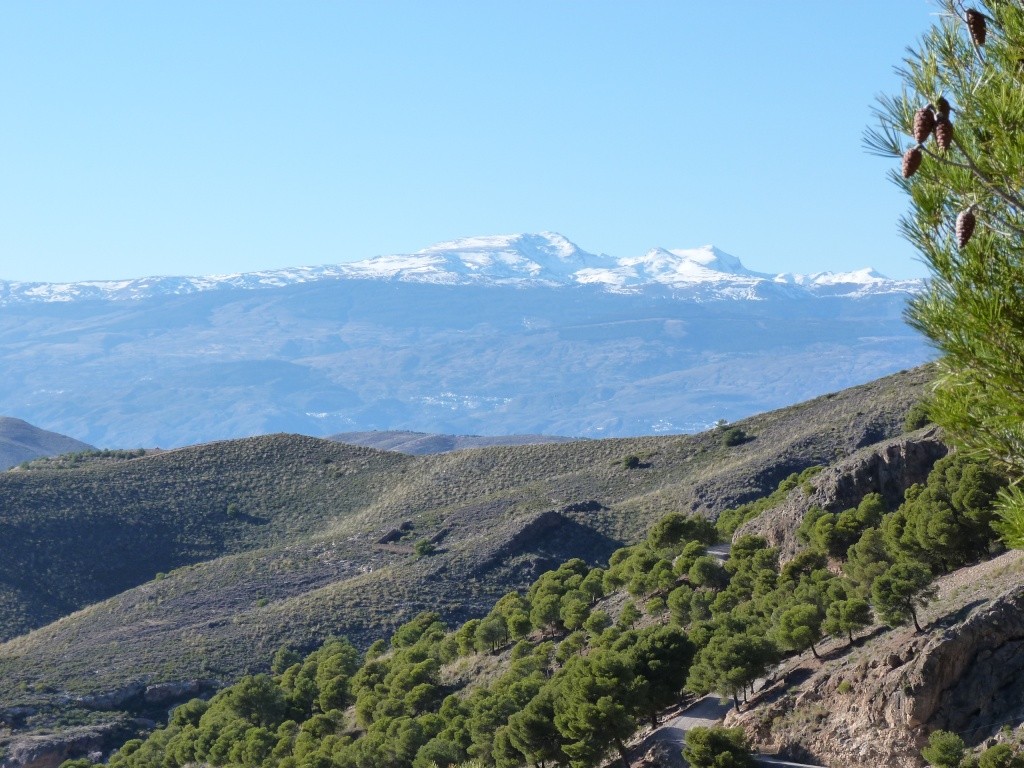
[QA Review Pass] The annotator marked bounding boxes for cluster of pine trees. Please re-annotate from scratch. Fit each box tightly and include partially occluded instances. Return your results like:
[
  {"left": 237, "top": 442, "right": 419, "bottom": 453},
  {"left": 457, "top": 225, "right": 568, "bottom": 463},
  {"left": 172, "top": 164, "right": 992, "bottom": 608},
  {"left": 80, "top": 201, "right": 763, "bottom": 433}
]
[{"left": 61, "top": 452, "right": 1005, "bottom": 768}]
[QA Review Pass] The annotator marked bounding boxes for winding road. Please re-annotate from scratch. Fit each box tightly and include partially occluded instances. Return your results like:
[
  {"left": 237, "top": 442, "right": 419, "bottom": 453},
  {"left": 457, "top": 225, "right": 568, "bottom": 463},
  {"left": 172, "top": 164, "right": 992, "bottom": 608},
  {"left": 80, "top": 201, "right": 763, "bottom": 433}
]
[{"left": 640, "top": 694, "right": 826, "bottom": 768}]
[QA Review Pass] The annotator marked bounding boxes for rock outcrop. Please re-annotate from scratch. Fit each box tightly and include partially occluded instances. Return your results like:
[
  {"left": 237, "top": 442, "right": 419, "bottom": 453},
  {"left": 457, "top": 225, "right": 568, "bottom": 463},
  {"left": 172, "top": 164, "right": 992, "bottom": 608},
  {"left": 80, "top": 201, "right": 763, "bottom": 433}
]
[
  {"left": 728, "top": 551, "right": 1024, "bottom": 767},
  {"left": 1, "top": 721, "right": 133, "bottom": 768},
  {"left": 736, "top": 426, "right": 948, "bottom": 559}
]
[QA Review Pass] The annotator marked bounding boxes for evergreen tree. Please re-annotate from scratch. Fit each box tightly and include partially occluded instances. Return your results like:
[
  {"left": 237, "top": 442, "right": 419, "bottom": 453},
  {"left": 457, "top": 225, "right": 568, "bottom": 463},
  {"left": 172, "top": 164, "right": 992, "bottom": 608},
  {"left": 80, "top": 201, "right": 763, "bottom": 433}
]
[
  {"left": 978, "top": 743, "right": 1024, "bottom": 768},
  {"left": 871, "top": 561, "right": 937, "bottom": 632},
  {"left": 686, "top": 630, "right": 776, "bottom": 709},
  {"left": 504, "top": 686, "right": 567, "bottom": 768},
  {"left": 773, "top": 603, "right": 824, "bottom": 660},
  {"left": 921, "top": 729, "right": 965, "bottom": 768},
  {"left": 552, "top": 650, "right": 639, "bottom": 768},
  {"left": 682, "top": 726, "right": 755, "bottom": 768},
  {"left": 617, "top": 626, "right": 695, "bottom": 726},
  {"left": 823, "top": 597, "right": 873, "bottom": 645},
  {"left": 865, "top": 0, "right": 1024, "bottom": 545}
]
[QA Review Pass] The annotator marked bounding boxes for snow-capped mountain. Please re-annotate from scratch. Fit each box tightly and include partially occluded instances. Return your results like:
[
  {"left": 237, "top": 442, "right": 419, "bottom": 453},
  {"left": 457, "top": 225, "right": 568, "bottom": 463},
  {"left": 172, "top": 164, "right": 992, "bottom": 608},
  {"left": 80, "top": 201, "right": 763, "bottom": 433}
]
[
  {"left": 0, "top": 233, "right": 923, "bottom": 306},
  {"left": 0, "top": 233, "right": 932, "bottom": 448}
]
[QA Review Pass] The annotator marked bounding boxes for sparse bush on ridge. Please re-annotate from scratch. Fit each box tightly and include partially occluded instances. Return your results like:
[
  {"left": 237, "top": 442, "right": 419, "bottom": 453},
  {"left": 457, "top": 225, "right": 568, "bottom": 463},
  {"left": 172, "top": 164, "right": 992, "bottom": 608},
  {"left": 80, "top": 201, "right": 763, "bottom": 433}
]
[{"left": 720, "top": 426, "right": 748, "bottom": 447}]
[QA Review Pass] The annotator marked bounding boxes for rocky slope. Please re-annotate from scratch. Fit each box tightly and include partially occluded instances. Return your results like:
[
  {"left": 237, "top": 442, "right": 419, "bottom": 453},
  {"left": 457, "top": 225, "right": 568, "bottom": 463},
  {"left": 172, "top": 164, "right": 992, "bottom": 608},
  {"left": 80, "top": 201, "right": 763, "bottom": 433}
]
[
  {"left": 729, "top": 551, "right": 1024, "bottom": 767},
  {"left": 736, "top": 425, "right": 949, "bottom": 559}
]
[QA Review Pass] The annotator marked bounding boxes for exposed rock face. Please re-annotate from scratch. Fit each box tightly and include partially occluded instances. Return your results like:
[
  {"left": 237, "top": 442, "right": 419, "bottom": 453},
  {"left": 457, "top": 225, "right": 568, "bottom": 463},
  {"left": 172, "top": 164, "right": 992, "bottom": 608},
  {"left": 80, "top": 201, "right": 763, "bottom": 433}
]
[
  {"left": 0, "top": 679, "right": 219, "bottom": 768},
  {"left": 728, "top": 551, "right": 1024, "bottom": 767},
  {"left": 143, "top": 679, "right": 217, "bottom": 705},
  {"left": 71, "top": 683, "right": 146, "bottom": 711},
  {"left": 736, "top": 426, "right": 948, "bottom": 559},
  {"left": 1, "top": 722, "right": 131, "bottom": 768}
]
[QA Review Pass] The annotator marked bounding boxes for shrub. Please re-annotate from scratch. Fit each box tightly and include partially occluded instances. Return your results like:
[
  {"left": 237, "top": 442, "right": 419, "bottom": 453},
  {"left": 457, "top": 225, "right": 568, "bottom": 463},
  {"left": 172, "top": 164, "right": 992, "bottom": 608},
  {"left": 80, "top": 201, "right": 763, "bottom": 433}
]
[
  {"left": 414, "top": 539, "right": 437, "bottom": 557},
  {"left": 683, "top": 726, "right": 754, "bottom": 768},
  {"left": 921, "top": 730, "right": 965, "bottom": 768},
  {"left": 720, "top": 427, "right": 747, "bottom": 447}
]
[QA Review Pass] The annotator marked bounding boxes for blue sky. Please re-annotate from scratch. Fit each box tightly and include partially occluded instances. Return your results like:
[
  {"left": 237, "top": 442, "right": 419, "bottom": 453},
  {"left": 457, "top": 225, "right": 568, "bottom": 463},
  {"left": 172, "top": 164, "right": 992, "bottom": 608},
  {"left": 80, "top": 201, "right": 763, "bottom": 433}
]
[{"left": 1, "top": 2, "right": 936, "bottom": 282}]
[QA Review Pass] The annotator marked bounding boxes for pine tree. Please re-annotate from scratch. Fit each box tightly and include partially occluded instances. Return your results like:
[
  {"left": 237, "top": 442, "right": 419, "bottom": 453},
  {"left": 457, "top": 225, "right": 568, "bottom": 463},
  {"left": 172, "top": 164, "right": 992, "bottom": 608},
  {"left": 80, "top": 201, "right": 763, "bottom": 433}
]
[
  {"left": 865, "top": 1, "right": 1024, "bottom": 546},
  {"left": 871, "top": 561, "right": 937, "bottom": 633}
]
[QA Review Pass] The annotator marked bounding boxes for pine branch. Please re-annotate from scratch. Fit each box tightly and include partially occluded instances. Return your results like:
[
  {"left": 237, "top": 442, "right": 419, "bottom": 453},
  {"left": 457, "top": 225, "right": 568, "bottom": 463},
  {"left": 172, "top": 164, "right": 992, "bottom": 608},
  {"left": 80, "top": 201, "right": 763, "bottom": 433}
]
[{"left": 919, "top": 140, "right": 1024, "bottom": 212}]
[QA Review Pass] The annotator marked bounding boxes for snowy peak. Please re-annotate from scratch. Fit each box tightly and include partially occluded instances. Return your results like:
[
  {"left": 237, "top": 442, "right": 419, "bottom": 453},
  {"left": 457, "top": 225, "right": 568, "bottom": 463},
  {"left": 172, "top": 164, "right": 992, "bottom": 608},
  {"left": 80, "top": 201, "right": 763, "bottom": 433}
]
[
  {"left": 627, "top": 245, "right": 766, "bottom": 280},
  {"left": 342, "top": 231, "right": 612, "bottom": 284},
  {"left": 0, "top": 234, "right": 923, "bottom": 305},
  {"left": 576, "top": 244, "right": 775, "bottom": 297},
  {"left": 773, "top": 266, "right": 921, "bottom": 297},
  {"left": 664, "top": 245, "right": 759, "bottom": 276}
]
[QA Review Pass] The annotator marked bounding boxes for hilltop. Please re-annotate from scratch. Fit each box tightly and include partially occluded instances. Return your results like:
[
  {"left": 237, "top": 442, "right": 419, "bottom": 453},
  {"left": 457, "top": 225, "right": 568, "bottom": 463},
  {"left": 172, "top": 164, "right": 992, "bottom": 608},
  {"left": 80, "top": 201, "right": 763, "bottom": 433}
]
[{"left": 328, "top": 430, "right": 578, "bottom": 455}]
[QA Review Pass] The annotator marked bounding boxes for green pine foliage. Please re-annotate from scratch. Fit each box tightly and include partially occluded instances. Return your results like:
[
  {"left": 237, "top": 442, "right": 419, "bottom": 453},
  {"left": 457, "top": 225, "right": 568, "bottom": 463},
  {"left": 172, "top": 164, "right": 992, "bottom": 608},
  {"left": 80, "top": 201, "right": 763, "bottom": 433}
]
[
  {"left": 683, "top": 726, "right": 755, "bottom": 768},
  {"left": 866, "top": 0, "right": 1024, "bottom": 546},
  {"left": 921, "top": 729, "right": 966, "bottom": 768}
]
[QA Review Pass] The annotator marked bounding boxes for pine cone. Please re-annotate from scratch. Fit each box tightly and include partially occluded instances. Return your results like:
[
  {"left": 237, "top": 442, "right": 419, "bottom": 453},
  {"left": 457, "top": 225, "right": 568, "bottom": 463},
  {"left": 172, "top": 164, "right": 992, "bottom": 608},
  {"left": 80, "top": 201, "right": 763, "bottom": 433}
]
[
  {"left": 966, "top": 9, "right": 987, "bottom": 46},
  {"left": 913, "top": 107, "right": 936, "bottom": 143},
  {"left": 902, "top": 147, "right": 922, "bottom": 178},
  {"left": 934, "top": 116, "right": 954, "bottom": 151},
  {"left": 956, "top": 209, "right": 976, "bottom": 249},
  {"left": 935, "top": 97, "right": 951, "bottom": 119}
]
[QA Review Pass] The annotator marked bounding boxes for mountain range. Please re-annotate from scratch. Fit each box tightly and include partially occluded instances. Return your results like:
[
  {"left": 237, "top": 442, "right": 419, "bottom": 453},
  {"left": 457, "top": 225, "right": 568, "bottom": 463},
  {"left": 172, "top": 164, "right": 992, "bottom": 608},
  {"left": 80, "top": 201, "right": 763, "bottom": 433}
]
[
  {"left": 0, "top": 233, "right": 932, "bottom": 447},
  {"left": 0, "top": 233, "right": 921, "bottom": 303}
]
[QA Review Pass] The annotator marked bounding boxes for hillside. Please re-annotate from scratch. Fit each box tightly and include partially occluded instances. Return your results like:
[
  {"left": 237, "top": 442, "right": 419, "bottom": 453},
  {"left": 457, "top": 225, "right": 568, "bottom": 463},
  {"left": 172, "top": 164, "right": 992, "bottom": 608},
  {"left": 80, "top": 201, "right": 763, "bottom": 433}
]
[
  {"left": 17, "top": 358, "right": 1024, "bottom": 768},
  {"left": 0, "top": 366, "right": 930, "bottom": 753},
  {"left": 729, "top": 550, "right": 1024, "bottom": 767},
  {"left": 0, "top": 418, "right": 92, "bottom": 471}
]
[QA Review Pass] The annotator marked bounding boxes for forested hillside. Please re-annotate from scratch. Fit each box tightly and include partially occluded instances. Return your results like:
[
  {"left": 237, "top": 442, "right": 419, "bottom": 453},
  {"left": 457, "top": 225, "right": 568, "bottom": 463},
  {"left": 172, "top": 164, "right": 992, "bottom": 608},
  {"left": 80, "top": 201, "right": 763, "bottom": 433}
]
[
  {"left": 52, "top": 444, "right": 1019, "bottom": 768},
  {"left": 0, "top": 368, "right": 929, "bottom": 765}
]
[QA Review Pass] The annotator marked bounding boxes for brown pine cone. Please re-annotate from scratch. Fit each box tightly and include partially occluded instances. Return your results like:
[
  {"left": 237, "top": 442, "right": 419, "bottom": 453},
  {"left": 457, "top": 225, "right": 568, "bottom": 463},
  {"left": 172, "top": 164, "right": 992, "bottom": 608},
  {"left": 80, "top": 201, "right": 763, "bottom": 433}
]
[
  {"left": 966, "top": 9, "right": 987, "bottom": 46},
  {"left": 935, "top": 97, "right": 951, "bottom": 119},
  {"left": 913, "top": 107, "right": 936, "bottom": 143},
  {"left": 902, "top": 147, "right": 922, "bottom": 178},
  {"left": 956, "top": 209, "right": 976, "bottom": 249},
  {"left": 934, "top": 116, "right": 954, "bottom": 151}
]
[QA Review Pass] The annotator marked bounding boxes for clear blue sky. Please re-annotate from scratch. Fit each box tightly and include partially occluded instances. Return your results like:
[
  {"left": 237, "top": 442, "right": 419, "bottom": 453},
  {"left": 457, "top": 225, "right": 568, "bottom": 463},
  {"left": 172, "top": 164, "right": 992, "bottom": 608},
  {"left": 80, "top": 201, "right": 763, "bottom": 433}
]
[{"left": 1, "top": 2, "right": 937, "bottom": 282}]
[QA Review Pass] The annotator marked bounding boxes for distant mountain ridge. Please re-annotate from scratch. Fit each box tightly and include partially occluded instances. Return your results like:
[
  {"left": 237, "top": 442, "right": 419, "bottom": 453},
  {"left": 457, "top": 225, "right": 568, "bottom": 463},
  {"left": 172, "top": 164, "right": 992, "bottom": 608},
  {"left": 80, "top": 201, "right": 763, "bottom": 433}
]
[
  {"left": 0, "top": 417, "right": 93, "bottom": 470},
  {"left": 0, "top": 232, "right": 923, "bottom": 305},
  {"left": 0, "top": 233, "right": 932, "bottom": 447}
]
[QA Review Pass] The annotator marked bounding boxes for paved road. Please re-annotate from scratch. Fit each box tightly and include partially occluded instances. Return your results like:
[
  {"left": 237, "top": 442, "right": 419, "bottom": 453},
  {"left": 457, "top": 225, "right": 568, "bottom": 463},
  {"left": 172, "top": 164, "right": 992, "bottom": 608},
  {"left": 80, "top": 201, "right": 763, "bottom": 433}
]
[
  {"left": 645, "top": 694, "right": 825, "bottom": 768},
  {"left": 643, "top": 695, "right": 734, "bottom": 757}
]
